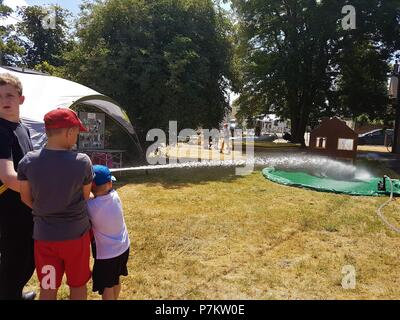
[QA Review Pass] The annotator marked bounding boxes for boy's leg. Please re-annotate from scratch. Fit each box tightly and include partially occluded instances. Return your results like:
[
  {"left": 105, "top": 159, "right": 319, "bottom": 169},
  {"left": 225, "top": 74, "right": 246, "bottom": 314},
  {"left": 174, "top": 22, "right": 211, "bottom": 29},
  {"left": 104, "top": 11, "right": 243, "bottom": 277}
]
[
  {"left": 70, "top": 285, "right": 87, "bottom": 300},
  {"left": 40, "top": 288, "right": 58, "bottom": 300},
  {"left": 34, "top": 240, "right": 64, "bottom": 301},
  {"left": 19, "top": 235, "right": 35, "bottom": 293},
  {"left": 63, "top": 231, "right": 91, "bottom": 301},
  {"left": 0, "top": 235, "right": 25, "bottom": 299},
  {"left": 0, "top": 227, "right": 35, "bottom": 300},
  {"left": 101, "top": 284, "right": 121, "bottom": 300},
  {"left": 113, "top": 283, "right": 121, "bottom": 300},
  {"left": 95, "top": 248, "right": 129, "bottom": 300},
  {"left": 102, "top": 287, "right": 115, "bottom": 300}
]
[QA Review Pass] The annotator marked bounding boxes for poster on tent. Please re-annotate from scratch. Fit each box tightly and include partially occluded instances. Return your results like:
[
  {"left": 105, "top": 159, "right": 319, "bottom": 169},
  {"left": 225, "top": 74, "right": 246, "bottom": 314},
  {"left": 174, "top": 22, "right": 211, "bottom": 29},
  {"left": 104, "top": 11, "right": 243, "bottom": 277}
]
[{"left": 78, "top": 112, "right": 106, "bottom": 150}]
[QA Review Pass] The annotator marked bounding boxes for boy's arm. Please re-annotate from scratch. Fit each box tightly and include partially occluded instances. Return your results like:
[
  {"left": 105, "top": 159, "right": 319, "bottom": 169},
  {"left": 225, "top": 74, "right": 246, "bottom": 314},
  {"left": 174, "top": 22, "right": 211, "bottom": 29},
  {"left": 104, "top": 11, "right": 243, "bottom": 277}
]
[
  {"left": 20, "top": 180, "right": 33, "bottom": 208},
  {"left": 82, "top": 154, "right": 94, "bottom": 201},
  {"left": 0, "top": 159, "right": 20, "bottom": 192},
  {"left": 83, "top": 183, "right": 92, "bottom": 201}
]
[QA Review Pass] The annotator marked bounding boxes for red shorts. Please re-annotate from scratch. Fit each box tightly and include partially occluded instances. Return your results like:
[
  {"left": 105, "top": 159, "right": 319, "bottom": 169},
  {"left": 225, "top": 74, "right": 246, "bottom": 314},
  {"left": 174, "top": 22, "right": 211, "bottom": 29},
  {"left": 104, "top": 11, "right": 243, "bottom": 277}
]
[{"left": 34, "top": 231, "right": 91, "bottom": 289}]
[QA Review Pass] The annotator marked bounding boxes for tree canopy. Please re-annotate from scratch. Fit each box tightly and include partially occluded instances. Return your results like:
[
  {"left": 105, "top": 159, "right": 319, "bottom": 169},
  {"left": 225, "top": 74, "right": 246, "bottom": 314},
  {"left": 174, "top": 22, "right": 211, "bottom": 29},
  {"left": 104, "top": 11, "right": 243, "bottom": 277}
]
[
  {"left": 0, "top": 0, "right": 24, "bottom": 65},
  {"left": 16, "top": 5, "right": 72, "bottom": 72},
  {"left": 232, "top": 0, "right": 400, "bottom": 144},
  {"left": 62, "top": 0, "right": 236, "bottom": 139},
  {"left": 2, "top": 0, "right": 400, "bottom": 147}
]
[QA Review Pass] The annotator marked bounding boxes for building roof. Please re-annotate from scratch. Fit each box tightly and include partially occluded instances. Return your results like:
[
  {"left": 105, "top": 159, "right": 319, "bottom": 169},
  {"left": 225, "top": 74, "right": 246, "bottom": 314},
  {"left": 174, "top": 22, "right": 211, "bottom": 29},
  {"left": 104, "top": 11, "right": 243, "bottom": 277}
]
[{"left": 312, "top": 117, "right": 357, "bottom": 137}]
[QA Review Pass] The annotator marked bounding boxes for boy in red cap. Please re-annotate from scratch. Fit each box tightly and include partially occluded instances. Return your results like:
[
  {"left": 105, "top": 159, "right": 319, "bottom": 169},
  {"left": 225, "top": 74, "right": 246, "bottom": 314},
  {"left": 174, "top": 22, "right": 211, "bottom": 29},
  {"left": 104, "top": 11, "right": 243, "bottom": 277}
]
[{"left": 18, "top": 108, "right": 94, "bottom": 300}]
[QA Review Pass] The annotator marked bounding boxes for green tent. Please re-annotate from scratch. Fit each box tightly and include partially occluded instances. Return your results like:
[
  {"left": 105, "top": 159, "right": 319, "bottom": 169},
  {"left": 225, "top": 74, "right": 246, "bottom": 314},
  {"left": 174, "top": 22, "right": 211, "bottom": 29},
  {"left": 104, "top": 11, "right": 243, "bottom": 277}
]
[{"left": 262, "top": 167, "right": 400, "bottom": 197}]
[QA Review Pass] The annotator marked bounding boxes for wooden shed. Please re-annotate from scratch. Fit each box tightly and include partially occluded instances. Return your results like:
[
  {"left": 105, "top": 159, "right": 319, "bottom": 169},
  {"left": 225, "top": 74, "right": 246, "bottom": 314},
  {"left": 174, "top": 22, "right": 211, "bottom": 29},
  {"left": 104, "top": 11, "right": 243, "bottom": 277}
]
[{"left": 309, "top": 117, "right": 358, "bottom": 161}]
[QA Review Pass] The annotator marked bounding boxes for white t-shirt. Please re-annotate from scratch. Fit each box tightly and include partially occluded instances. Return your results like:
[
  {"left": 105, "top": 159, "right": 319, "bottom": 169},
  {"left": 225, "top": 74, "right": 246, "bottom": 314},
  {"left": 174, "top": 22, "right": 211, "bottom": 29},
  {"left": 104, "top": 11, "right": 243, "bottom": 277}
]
[{"left": 87, "top": 190, "right": 130, "bottom": 260}]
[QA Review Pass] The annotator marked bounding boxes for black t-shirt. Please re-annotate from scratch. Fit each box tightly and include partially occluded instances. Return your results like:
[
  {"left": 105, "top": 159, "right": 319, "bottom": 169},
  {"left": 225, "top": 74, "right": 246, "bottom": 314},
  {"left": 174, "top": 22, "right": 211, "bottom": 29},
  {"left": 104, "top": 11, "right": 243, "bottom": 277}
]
[
  {"left": 0, "top": 118, "right": 34, "bottom": 225},
  {"left": 0, "top": 118, "right": 33, "bottom": 170}
]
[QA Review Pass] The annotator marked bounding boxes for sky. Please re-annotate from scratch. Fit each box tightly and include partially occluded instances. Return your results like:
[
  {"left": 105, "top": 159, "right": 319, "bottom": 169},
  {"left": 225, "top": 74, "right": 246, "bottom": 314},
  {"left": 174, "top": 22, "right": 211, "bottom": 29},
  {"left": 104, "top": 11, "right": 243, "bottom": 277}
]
[
  {"left": 6, "top": 0, "right": 231, "bottom": 17},
  {"left": 27, "top": 0, "right": 82, "bottom": 14},
  {"left": 3, "top": 0, "right": 82, "bottom": 21},
  {"left": 1, "top": 0, "right": 78, "bottom": 25},
  {"left": 24, "top": 0, "right": 81, "bottom": 14}
]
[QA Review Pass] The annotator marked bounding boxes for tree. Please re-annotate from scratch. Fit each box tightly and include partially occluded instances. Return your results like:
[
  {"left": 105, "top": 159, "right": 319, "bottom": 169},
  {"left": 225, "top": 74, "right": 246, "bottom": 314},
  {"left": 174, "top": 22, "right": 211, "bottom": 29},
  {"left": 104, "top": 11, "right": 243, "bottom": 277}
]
[
  {"left": 0, "top": 0, "right": 24, "bottom": 65},
  {"left": 62, "top": 0, "right": 235, "bottom": 142},
  {"left": 232, "top": 0, "right": 400, "bottom": 145},
  {"left": 16, "top": 5, "right": 72, "bottom": 71}
]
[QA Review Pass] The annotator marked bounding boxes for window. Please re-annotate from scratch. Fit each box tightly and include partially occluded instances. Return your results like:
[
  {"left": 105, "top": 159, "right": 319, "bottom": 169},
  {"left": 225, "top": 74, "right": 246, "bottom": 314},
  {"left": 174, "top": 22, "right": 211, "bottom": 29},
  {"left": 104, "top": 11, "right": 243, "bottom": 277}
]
[
  {"left": 337, "top": 138, "right": 354, "bottom": 151},
  {"left": 368, "top": 131, "right": 381, "bottom": 137},
  {"left": 316, "top": 137, "right": 327, "bottom": 149}
]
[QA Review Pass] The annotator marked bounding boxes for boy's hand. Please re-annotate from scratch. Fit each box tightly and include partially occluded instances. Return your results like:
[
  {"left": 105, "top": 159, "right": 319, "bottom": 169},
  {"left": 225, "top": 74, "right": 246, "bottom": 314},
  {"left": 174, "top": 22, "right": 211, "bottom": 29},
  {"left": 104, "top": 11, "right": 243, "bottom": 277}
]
[
  {"left": 83, "top": 183, "right": 92, "bottom": 201},
  {"left": 0, "top": 159, "right": 20, "bottom": 192}
]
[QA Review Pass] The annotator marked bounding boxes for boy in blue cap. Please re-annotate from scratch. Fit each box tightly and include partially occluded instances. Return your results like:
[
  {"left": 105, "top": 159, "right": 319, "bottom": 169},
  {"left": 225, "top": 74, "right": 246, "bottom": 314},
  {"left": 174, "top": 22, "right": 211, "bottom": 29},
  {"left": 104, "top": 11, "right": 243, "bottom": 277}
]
[{"left": 87, "top": 165, "right": 130, "bottom": 300}]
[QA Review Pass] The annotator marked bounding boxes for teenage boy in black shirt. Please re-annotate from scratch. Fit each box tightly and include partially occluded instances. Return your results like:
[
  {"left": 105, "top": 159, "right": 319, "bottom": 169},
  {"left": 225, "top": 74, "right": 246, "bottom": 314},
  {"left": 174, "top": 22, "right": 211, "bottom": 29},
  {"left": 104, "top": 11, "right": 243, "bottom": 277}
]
[{"left": 0, "top": 73, "right": 36, "bottom": 300}]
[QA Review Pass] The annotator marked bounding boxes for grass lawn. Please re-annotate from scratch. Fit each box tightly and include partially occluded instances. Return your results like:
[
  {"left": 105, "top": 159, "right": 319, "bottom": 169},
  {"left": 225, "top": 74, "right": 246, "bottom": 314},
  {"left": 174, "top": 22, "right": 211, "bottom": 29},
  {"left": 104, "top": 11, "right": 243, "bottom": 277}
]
[
  {"left": 241, "top": 141, "right": 301, "bottom": 149},
  {"left": 357, "top": 145, "right": 391, "bottom": 153},
  {"left": 27, "top": 162, "right": 400, "bottom": 300}
]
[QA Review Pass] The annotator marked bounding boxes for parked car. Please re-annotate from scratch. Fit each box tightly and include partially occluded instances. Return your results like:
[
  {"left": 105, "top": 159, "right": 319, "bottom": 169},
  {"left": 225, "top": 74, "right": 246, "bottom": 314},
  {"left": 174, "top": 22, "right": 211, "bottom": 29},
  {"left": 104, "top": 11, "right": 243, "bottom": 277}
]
[
  {"left": 253, "top": 133, "right": 279, "bottom": 142},
  {"left": 358, "top": 129, "right": 394, "bottom": 145}
]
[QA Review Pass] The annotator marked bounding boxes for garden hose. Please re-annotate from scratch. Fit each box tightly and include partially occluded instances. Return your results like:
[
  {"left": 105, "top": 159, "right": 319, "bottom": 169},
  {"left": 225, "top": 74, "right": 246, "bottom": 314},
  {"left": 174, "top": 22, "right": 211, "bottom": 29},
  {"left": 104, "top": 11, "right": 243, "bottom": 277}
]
[{"left": 377, "top": 176, "right": 400, "bottom": 234}]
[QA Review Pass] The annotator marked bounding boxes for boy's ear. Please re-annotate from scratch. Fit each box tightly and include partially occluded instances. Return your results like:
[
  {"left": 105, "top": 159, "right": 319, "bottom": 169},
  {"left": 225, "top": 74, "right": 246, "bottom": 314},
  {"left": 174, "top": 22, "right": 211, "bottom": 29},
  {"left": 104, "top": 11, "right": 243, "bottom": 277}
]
[
  {"left": 66, "top": 127, "right": 78, "bottom": 136},
  {"left": 66, "top": 127, "right": 74, "bottom": 138},
  {"left": 19, "top": 95, "right": 25, "bottom": 105}
]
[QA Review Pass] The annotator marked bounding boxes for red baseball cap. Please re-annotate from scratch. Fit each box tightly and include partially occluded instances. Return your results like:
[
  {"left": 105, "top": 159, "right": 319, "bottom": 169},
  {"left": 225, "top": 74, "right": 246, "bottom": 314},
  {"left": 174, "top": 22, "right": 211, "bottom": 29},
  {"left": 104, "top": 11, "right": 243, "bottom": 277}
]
[{"left": 44, "top": 108, "right": 87, "bottom": 132}]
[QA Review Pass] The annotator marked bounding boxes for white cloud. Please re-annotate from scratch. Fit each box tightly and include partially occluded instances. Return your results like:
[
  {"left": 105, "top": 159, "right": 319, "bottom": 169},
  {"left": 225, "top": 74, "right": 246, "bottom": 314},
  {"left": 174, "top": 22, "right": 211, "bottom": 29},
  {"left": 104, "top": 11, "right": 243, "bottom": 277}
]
[{"left": 1, "top": 0, "right": 29, "bottom": 26}]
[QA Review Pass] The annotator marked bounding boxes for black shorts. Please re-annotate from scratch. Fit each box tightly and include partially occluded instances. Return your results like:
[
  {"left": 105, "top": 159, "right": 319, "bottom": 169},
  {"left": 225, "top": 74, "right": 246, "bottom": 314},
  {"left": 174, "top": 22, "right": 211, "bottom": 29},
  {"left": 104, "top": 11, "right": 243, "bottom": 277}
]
[{"left": 92, "top": 247, "right": 130, "bottom": 294}]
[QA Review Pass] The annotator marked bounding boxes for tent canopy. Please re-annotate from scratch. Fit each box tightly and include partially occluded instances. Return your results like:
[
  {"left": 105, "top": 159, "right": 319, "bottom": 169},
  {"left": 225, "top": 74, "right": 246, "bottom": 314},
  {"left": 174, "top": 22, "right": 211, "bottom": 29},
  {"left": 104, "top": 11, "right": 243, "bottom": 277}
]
[{"left": 0, "top": 66, "right": 137, "bottom": 149}]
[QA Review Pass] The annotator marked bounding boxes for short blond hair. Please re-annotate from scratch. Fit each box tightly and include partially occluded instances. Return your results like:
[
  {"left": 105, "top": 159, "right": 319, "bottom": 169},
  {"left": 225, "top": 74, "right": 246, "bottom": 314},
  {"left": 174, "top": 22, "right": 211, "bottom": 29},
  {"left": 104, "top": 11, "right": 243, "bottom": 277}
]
[
  {"left": 45, "top": 127, "right": 69, "bottom": 137},
  {"left": 0, "top": 73, "right": 23, "bottom": 96}
]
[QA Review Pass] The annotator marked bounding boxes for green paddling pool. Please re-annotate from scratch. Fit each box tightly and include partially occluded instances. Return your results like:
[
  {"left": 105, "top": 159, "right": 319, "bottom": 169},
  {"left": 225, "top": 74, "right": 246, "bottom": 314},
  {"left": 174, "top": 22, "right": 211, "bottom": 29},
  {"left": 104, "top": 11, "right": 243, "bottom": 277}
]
[{"left": 262, "top": 167, "right": 400, "bottom": 197}]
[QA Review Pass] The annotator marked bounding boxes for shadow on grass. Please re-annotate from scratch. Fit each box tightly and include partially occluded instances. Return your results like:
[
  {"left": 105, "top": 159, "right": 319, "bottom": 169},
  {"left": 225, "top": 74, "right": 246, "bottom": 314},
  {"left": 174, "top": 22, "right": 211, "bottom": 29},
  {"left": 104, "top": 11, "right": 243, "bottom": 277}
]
[{"left": 112, "top": 166, "right": 254, "bottom": 190}]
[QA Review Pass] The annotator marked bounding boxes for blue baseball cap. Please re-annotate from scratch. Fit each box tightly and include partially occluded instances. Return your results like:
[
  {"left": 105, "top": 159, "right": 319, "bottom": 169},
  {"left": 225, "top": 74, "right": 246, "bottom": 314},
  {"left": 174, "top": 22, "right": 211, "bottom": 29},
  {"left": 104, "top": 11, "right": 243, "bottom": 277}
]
[{"left": 93, "top": 165, "right": 116, "bottom": 186}]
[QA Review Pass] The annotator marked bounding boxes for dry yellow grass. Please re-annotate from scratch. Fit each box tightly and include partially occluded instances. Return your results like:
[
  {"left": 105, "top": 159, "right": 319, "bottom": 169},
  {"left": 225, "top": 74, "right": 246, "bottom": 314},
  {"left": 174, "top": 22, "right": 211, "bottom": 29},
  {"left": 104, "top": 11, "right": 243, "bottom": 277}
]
[
  {"left": 26, "top": 164, "right": 400, "bottom": 300},
  {"left": 357, "top": 145, "right": 390, "bottom": 153}
]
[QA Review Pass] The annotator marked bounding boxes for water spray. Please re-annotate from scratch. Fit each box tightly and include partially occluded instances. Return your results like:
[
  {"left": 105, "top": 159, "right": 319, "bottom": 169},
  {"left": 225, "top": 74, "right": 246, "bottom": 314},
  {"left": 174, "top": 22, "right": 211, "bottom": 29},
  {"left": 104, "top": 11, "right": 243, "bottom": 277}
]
[
  {"left": 109, "top": 155, "right": 400, "bottom": 233},
  {"left": 110, "top": 155, "right": 363, "bottom": 181}
]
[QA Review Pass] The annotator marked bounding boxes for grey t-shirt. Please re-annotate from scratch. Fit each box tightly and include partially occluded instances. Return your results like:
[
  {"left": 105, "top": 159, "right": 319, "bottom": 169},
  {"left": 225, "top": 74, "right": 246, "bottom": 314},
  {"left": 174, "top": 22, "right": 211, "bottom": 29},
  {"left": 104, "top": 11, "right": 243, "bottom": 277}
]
[{"left": 18, "top": 149, "right": 94, "bottom": 241}]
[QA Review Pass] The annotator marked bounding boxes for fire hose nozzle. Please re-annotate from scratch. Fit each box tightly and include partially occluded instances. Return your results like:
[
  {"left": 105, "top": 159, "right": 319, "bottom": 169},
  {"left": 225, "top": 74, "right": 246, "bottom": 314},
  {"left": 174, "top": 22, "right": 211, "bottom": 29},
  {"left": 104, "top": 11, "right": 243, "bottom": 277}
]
[{"left": 378, "top": 176, "right": 387, "bottom": 192}]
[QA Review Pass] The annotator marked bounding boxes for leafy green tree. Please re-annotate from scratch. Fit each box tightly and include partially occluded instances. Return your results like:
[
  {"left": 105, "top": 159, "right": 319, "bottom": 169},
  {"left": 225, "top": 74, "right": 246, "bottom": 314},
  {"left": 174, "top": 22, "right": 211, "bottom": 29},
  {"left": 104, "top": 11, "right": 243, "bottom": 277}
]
[
  {"left": 0, "top": 0, "right": 24, "bottom": 65},
  {"left": 16, "top": 5, "right": 72, "bottom": 71},
  {"left": 232, "top": 0, "right": 400, "bottom": 145},
  {"left": 63, "top": 0, "right": 235, "bottom": 141}
]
